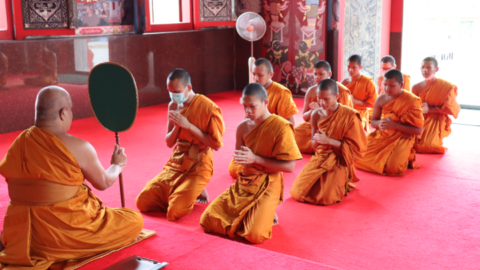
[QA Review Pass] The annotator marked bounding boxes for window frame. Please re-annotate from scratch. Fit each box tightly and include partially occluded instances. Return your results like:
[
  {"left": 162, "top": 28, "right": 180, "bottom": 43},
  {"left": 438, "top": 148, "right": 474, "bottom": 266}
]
[{"left": 144, "top": 0, "right": 193, "bottom": 32}]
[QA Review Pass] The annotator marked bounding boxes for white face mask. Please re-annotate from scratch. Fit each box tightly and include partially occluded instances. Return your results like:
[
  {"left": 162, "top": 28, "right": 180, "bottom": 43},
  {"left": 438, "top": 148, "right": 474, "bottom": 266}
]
[{"left": 169, "top": 91, "right": 188, "bottom": 104}]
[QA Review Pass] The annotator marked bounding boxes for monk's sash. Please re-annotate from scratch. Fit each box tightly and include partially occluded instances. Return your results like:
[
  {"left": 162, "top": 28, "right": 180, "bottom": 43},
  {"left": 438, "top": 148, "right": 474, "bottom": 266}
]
[{"left": 7, "top": 178, "right": 81, "bottom": 206}]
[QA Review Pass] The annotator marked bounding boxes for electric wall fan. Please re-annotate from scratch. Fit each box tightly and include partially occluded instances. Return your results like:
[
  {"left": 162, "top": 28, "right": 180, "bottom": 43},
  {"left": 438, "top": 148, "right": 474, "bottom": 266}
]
[{"left": 235, "top": 12, "right": 267, "bottom": 83}]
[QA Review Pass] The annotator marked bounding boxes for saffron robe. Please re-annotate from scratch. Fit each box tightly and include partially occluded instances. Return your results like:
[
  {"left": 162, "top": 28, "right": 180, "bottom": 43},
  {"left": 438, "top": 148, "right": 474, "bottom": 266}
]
[
  {"left": 266, "top": 81, "right": 299, "bottom": 120},
  {"left": 294, "top": 82, "right": 354, "bottom": 154},
  {"left": 370, "top": 73, "right": 411, "bottom": 120},
  {"left": 346, "top": 75, "right": 377, "bottom": 132},
  {"left": 354, "top": 91, "right": 424, "bottom": 175},
  {"left": 136, "top": 94, "right": 225, "bottom": 220},
  {"left": 200, "top": 115, "right": 301, "bottom": 244},
  {"left": 290, "top": 105, "right": 366, "bottom": 205},
  {"left": 0, "top": 127, "right": 144, "bottom": 270},
  {"left": 415, "top": 78, "right": 460, "bottom": 154}
]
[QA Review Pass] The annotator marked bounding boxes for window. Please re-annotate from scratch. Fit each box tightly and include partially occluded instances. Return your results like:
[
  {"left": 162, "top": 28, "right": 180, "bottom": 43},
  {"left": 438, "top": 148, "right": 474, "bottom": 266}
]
[
  {"left": 145, "top": 0, "right": 192, "bottom": 32},
  {"left": 0, "top": 0, "right": 13, "bottom": 39}
]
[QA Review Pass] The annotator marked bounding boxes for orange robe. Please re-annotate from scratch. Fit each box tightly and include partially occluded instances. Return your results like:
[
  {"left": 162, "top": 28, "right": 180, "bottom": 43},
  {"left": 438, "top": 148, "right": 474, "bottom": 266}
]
[
  {"left": 346, "top": 75, "right": 377, "bottom": 132},
  {"left": 354, "top": 91, "right": 424, "bottom": 176},
  {"left": 370, "top": 73, "right": 411, "bottom": 120},
  {"left": 228, "top": 81, "right": 299, "bottom": 178},
  {"left": 266, "top": 81, "right": 299, "bottom": 120},
  {"left": 415, "top": 78, "right": 460, "bottom": 154},
  {"left": 294, "top": 82, "right": 354, "bottom": 154},
  {"left": 136, "top": 94, "right": 225, "bottom": 220},
  {"left": 0, "top": 127, "right": 144, "bottom": 270},
  {"left": 291, "top": 105, "right": 366, "bottom": 205},
  {"left": 200, "top": 115, "right": 302, "bottom": 243},
  {"left": 403, "top": 73, "right": 411, "bottom": 92}
]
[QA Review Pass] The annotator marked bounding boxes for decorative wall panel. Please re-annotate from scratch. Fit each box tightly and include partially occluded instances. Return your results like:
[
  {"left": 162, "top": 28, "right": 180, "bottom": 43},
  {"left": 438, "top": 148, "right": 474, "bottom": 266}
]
[{"left": 343, "top": 0, "right": 382, "bottom": 80}]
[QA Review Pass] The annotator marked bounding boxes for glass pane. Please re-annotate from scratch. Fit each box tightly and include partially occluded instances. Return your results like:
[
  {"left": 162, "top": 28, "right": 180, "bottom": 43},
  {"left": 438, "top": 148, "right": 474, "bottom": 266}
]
[
  {"left": 0, "top": 0, "right": 8, "bottom": 31},
  {"left": 151, "top": 0, "right": 180, "bottom": 24},
  {"left": 403, "top": 0, "right": 480, "bottom": 107}
]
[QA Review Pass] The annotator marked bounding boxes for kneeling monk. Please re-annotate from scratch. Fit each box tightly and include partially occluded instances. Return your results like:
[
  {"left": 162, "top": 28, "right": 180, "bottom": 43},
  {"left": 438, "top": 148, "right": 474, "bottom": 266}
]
[
  {"left": 136, "top": 69, "right": 225, "bottom": 220},
  {"left": 295, "top": 61, "right": 353, "bottom": 154},
  {"left": 290, "top": 79, "right": 366, "bottom": 205},
  {"left": 0, "top": 86, "right": 143, "bottom": 269},
  {"left": 200, "top": 83, "right": 302, "bottom": 244},
  {"left": 355, "top": 70, "right": 424, "bottom": 176},
  {"left": 413, "top": 57, "right": 460, "bottom": 154},
  {"left": 228, "top": 58, "right": 298, "bottom": 178}
]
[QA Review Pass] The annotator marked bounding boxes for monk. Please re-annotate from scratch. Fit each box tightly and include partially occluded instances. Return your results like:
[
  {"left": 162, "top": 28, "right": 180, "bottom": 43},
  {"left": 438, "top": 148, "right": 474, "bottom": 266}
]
[
  {"left": 290, "top": 79, "right": 366, "bottom": 205},
  {"left": 136, "top": 69, "right": 225, "bottom": 221},
  {"left": 341, "top": 54, "right": 377, "bottom": 132},
  {"left": 294, "top": 61, "right": 354, "bottom": 154},
  {"left": 200, "top": 83, "right": 302, "bottom": 244},
  {"left": 413, "top": 57, "right": 460, "bottom": 154},
  {"left": 0, "top": 86, "right": 144, "bottom": 269},
  {"left": 370, "top": 55, "right": 412, "bottom": 121},
  {"left": 354, "top": 70, "right": 424, "bottom": 176},
  {"left": 228, "top": 58, "right": 298, "bottom": 178},
  {"left": 377, "top": 55, "right": 411, "bottom": 94}
]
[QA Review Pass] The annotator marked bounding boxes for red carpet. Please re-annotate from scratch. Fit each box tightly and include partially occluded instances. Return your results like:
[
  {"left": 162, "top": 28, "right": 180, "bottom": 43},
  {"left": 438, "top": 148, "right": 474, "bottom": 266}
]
[{"left": 1, "top": 90, "right": 479, "bottom": 269}]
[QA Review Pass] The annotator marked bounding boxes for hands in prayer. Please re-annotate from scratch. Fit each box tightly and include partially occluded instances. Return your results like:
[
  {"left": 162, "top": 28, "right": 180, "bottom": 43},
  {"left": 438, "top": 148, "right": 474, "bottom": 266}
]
[
  {"left": 313, "top": 129, "right": 330, "bottom": 145},
  {"left": 422, "top": 102, "right": 429, "bottom": 114},
  {"left": 379, "top": 116, "right": 397, "bottom": 131},
  {"left": 309, "top": 102, "right": 320, "bottom": 111},
  {"left": 234, "top": 146, "right": 257, "bottom": 165},
  {"left": 169, "top": 111, "right": 191, "bottom": 130},
  {"left": 111, "top": 144, "right": 127, "bottom": 169}
]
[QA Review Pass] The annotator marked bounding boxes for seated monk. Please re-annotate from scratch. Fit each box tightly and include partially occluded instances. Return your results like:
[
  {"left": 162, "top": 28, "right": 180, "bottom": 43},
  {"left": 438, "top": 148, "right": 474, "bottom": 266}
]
[
  {"left": 370, "top": 55, "right": 412, "bottom": 121},
  {"left": 136, "top": 69, "right": 225, "bottom": 220},
  {"left": 291, "top": 79, "right": 366, "bottom": 205},
  {"left": 294, "top": 61, "right": 354, "bottom": 154},
  {"left": 0, "top": 86, "right": 143, "bottom": 269},
  {"left": 413, "top": 57, "right": 461, "bottom": 154},
  {"left": 354, "top": 70, "right": 424, "bottom": 176},
  {"left": 228, "top": 58, "right": 298, "bottom": 178},
  {"left": 341, "top": 54, "right": 377, "bottom": 132},
  {"left": 200, "top": 83, "right": 302, "bottom": 244}
]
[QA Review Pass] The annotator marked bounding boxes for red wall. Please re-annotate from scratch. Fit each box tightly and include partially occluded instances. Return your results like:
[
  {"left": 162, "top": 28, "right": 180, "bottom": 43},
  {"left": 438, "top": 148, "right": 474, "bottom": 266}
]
[
  {"left": 338, "top": 0, "right": 345, "bottom": 81},
  {"left": 390, "top": 0, "right": 403, "bottom": 32},
  {"left": 381, "top": 0, "right": 392, "bottom": 59}
]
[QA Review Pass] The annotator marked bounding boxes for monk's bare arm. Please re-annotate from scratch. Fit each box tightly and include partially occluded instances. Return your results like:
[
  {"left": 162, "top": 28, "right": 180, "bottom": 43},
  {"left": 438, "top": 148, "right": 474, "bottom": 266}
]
[
  {"left": 311, "top": 110, "right": 320, "bottom": 150},
  {"left": 302, "top": 86, "right": 317, "bottom": 122},
  {"left": 370, "top": 95, "right": 385, "bottom": 129},
  {"left": 425, "top": 106, "right": 448, "bottom": 114},
  {"left": 166, "top": 102, "right": 181, "bottom": 148},
  {"left": 77, "top": 142, "right": 126, "bottom": 191},
  {"left": 235, "top": 121, "right": 247, "bottom": 150}
]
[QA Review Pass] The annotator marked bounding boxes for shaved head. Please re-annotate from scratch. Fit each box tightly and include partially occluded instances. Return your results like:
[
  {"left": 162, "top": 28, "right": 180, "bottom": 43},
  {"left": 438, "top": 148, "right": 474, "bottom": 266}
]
[
  {"left": 35, "top": 86, "right": 72, "bottom": 122},
  {"left": 254, "top": 58, "right": 273, "bottom": 73},
  {"left": 243, "top": 83, "right": 268, "bottom": 101},
  {"left": 381, "top": 55, "right": 396, "bottom": 66},
  {"left": 314, "top": 61, "right": 332, "bottom": 72},
  {"left": 423, "top": 57, "right": 438, "bottom": 68},
  {"left": 348, "top": 54, "right": 363, "bottom": 66},
  {"left": 318, "top": 78, "right": 338, "bottom": 95},
  {"left": 167, "top": 68, "right": 191, "bottom": 86}
]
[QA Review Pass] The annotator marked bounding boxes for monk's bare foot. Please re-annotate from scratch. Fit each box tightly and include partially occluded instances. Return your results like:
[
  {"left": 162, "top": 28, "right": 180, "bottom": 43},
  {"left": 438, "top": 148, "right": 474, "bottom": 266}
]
[
  {"left": 273, "top": 213, "right": 279, "bottom": 225},
  {"left": 196, "top": 188, "right": 209, "bottom": 204}
]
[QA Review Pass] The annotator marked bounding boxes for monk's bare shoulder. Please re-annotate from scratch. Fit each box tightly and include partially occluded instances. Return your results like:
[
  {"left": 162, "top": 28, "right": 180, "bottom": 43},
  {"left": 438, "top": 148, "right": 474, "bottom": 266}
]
[
  {"left": 168, "top": 101, "right": 178, "bottom": 111},
  {"left": 412, "top": 81, "right": 426, "bottom": 96},
  {"left": 311, "top": 108, "right": 328, "bottom": 123},
  {"left": 305, "top": 85, "right": 317, "bottom": 98},
  {"left": 57, "top": 134, "right": 96, "bottom": 165},
  {"left": 374, "top": 93, "right": 390, "bottom": 107},
  {"left": 236, "top": 119, "right": 254, "bottom": 138}
]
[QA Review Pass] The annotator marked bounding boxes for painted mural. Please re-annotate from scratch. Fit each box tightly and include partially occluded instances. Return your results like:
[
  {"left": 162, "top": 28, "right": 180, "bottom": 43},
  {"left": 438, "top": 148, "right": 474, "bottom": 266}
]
[
  {"left": 262, "top": 0, "right": 326, "bottom": 95},
  {"left": 343, "top": 0, "right": 382, "bottom": 80}
]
